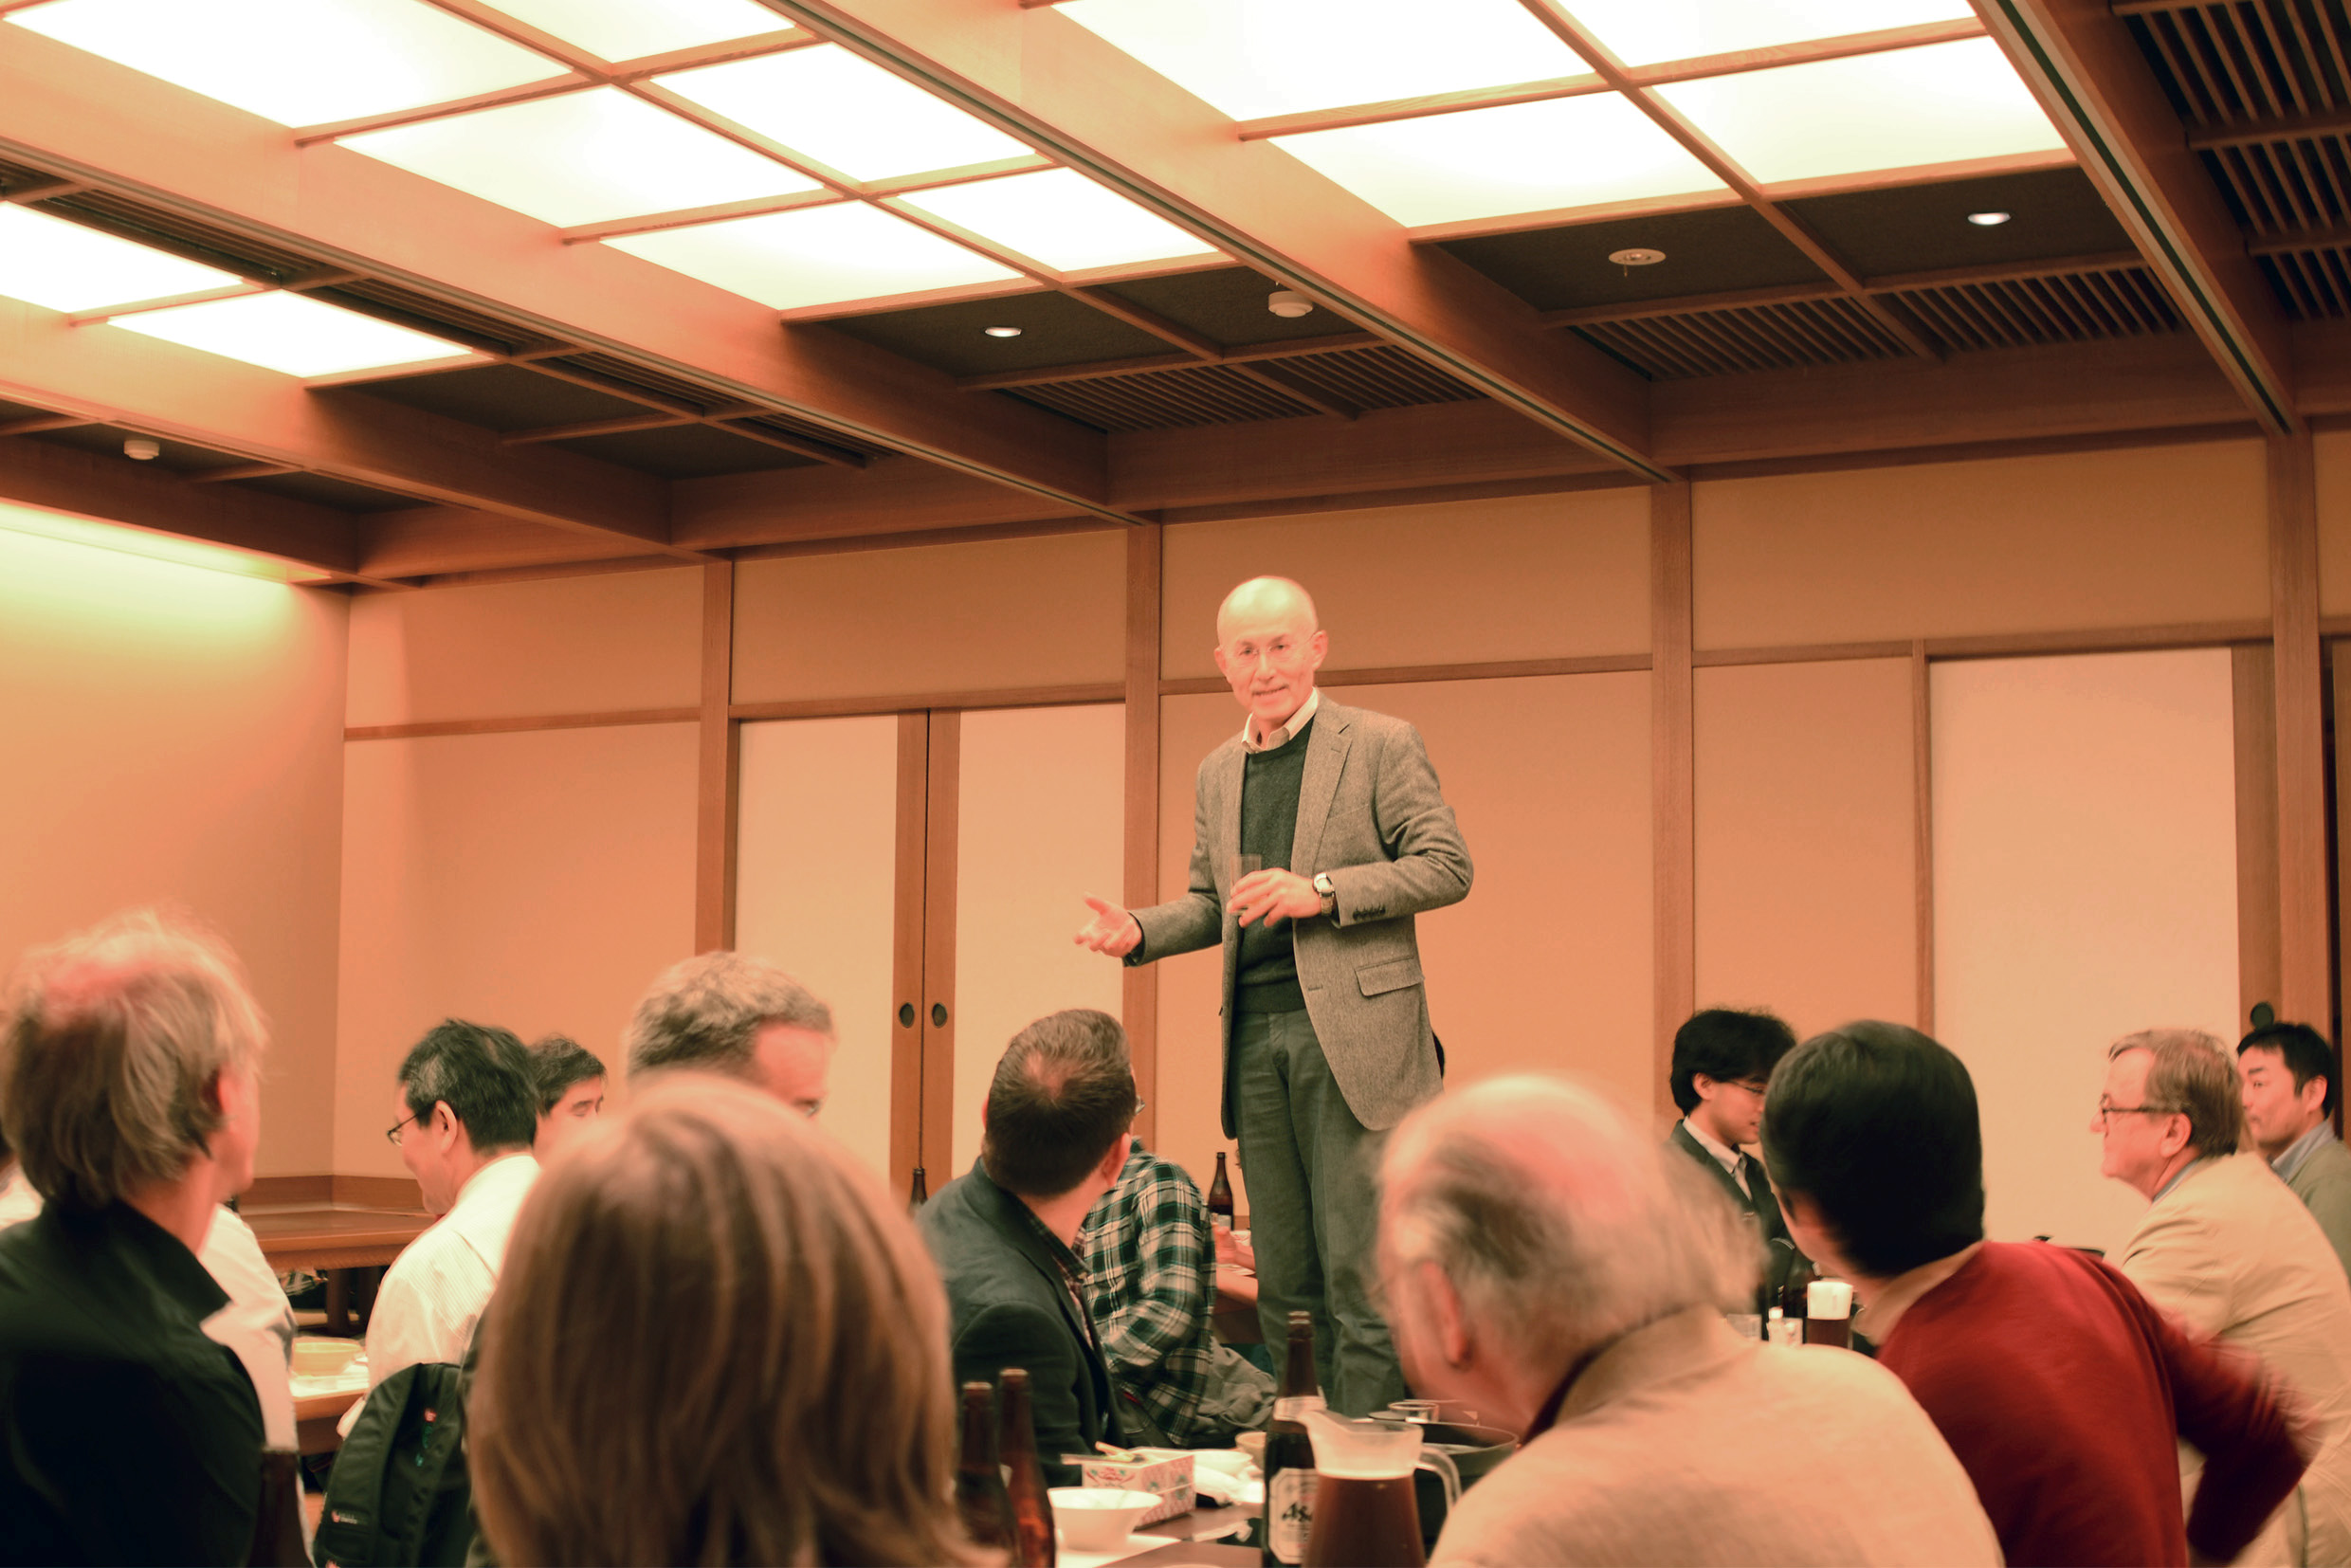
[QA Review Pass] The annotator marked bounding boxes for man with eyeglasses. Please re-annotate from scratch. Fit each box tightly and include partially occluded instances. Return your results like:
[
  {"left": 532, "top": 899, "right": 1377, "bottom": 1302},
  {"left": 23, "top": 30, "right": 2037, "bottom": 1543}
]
[
  {"left": 1667, "top": 1008, "right": 1807, "bottom": 1314},
  {"left": 2099, "top": 1028, "right": 2351, "bottom": 1564}
]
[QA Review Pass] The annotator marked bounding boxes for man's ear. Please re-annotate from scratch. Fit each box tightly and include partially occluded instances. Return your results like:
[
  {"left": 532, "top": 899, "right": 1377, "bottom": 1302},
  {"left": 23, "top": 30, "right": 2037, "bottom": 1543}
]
[
  {"left": 1417, "top": 1258, "right": 1471, "bottom": 1371},
  {"left": 1097, "top": 1132, "right": 1132, "bottom": 1185},
  {"left": 2304, "top": 1075, "right": 2333, "bottom": 1121}
]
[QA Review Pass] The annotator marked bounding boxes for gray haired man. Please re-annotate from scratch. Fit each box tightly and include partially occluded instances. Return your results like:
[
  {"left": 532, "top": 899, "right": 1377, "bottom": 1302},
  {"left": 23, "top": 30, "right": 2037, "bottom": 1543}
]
[{"left": 623, "top": 951, "right": 836, "bottom": 1117}]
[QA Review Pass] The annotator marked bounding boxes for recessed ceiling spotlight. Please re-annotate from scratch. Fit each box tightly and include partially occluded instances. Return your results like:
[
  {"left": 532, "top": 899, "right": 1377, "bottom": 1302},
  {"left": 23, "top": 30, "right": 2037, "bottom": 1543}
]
[
  {"left": 122, "top": 437, "right": 161, "bottom": 461},
  {"left": 1967, "top": 210, "right": 2012, "bottom": 227},
  {"left": 982, "top": 324, "right": 1023, "bottom": 337},
  {"left": 1607, "top": 247, "right": 1667, "bottom": 266},
  {"left": 1267, "top": 289, "right": 1314, "bottom": 319}
]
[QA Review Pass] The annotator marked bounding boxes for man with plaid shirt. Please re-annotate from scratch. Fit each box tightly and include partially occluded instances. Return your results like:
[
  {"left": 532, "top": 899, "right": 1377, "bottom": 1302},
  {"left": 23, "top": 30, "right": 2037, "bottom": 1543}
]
[{"left": 1082, "top": 1140, "right": 1274, "bottom": 1447}]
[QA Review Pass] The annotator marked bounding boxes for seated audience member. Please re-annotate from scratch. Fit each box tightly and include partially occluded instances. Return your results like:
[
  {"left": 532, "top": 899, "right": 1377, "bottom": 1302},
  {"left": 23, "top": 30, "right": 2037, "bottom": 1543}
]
[
  {"left": 1766, "top": 1020, "right": 2305, "bottom": 1567},
  {"left": 527, "top": 1033, "right": 606, "bottom": 1161},
  {"left": 2239, "top": 1021, "right": 2351, "bottom": 1278},
  {"left": 624, "top": 951, "right": 835, "bottom": 1115},
  {"left": 1376, "top": 1074, "right": 2000, "bottom": 1568},
  {"left": 1081, "top": 1136, "right": 1274, "bottom": 1447},
  {"left": 922, "top": 1009, "right": 1134, "bottom": 1484},
  {"left": 1667, "top": 1007, "right": 1807, "bottom": 1311},
  {"left": 363, "top": 1019, "right": 539, "bottom": 1415},
  {"left": 471, "top": 1080, "right": 983, "bottom": 1567},
  {"left": 0, "top": 911, "right": 270, "bottom": 1565},
  {"left": 2102, "top": 1029, "right": 2351, "bottom": 1563}
]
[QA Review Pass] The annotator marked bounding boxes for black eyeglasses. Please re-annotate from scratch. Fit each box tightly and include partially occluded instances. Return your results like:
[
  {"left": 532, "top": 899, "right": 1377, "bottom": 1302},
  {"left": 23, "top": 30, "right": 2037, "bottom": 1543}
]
[{"left": 385, "top": 1110, "right": 418, "bottom": 1147}]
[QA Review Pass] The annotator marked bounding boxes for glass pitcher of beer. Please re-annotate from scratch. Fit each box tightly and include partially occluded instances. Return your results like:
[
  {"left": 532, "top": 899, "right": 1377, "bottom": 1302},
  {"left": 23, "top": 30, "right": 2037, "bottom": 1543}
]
[{"left": 1299, "top": 1411, "right": 1462, "bottom": 1568}]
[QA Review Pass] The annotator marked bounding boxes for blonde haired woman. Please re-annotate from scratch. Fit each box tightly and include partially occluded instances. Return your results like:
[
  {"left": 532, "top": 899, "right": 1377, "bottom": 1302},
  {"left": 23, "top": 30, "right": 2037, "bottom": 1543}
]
[{"left": 470, "top": 1077, "right": 987, "bottom": 1566}]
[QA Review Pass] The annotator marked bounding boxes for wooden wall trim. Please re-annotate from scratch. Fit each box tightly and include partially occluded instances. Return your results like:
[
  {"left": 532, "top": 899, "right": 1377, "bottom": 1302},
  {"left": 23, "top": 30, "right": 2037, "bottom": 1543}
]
[
  {"left": 920, "top": 712, "right": 962, "bottom": 1185},
  {"left": 1696, "top": 641, "right": 1914, "bottom": 667},
  {"left": 1652, "top": 483, "right": 1696, "bottom": 1119},
  {"left": 729, "top": 516, "right": 1120, "bottom": 561},
  {"left": 1161, "top": 653, "right": 1650, "bottom": 697},
  {"left": 2234, "top": 644, "right": 2284, "bottom": 1030},
  {"left": 1123, "top": 524, "right": 1163, "bottom": 1148},
  {"left": 344, "top": 708, "right": 698, "bottom": 741},
  {"left": 1923, "top": 622, "right": 2273, "bottom": 660},
  {"left": 242, "top": 1175, "right": 425, "bottom": 1211},
  {"left": 2269, "top": 433, "right": 2332, "bottom": 1028},
  {"left": 890, "top": 714, "right": 930, "bottom": 1203},
  {"left": 694, "top": 561, "right": 738, "bottom": 954},
  {"left": 1912, "top": 640, "right": 1936, "bottom": 1035},
  {"left": 729, "top": 684, "right": 1123, "bottom": 722}
]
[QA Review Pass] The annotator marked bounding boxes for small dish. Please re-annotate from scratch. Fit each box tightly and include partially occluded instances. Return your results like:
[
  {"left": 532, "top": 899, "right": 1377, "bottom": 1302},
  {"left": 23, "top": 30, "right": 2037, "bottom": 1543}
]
[{"left": 1048, "top": 1487, "right": 1159, "bottom": 1550}]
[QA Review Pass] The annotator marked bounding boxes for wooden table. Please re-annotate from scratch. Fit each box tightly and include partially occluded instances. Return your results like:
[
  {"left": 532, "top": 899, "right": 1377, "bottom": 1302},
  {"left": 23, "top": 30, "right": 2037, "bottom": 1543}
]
[
  {"left": 294, "top": 1389, "right": 365, "bottom": 1457},
  {"left": 246, "top": 1206, "right": 432, "bottom": 1336}
]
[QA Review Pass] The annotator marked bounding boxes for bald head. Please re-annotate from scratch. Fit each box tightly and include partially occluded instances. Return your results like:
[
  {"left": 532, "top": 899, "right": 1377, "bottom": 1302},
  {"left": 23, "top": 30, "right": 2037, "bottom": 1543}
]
[
  {"left": 1213, "top": 576, "right": 1327, "bottom": 737},
  {"left": 1215, "top": 575, "right": 1320, "bottom": 645}
]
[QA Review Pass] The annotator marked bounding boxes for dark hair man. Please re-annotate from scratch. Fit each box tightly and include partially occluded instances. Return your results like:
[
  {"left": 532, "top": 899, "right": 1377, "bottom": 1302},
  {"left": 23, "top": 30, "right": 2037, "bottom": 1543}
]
[
  {"left": 527, "top": 1034, "right": 606, "bottom": 1162},
  {"left": 2239, "top": 1021, "right": 2351, "bottom": 1279},
  {"left": 1766, "top": 1021, "right": 2305, "bottom": 1567},
  {"left": 920, "top": 1009, "right": 1137, "bottom": 1484},
  {"left": 1667, "top": 1008, "right": 1804, "bottom": 1311},
  {"left": 363, "top": 1020, "right": 539, "bottom": 1429},
  {"left": 623, "top": 951, "right": 835, "bottom": 1118}
]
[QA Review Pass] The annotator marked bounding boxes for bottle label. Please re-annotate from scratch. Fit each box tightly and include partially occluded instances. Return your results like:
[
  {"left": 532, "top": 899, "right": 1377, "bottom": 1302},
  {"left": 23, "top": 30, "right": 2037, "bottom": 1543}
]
[
  {"left": 1212, "top": 1213, "right": 1233, "bottom": 1230},
  {"left": 1267, "top": 1468, "right": 1317, "bottom": 1563}
]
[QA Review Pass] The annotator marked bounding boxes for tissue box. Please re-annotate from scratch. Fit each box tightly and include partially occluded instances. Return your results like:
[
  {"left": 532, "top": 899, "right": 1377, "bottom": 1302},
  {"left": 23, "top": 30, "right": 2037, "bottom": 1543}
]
[{"left": 1072, "top": 1449, "right": 1195, "bottom": 1523}]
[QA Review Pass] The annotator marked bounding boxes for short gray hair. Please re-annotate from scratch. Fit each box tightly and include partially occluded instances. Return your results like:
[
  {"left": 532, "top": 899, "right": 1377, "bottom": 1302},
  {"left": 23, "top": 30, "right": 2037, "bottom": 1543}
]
[
  {"left": 1381, "top": 1075, "right": 1751, "bottom": 1368},
  {"left": 1, "top": 909, "right": 266, "bottom": 1211},
  {"left": 2110, "top": 1029, "right": 2243, "bottom": 1159},
  {"left": 624, "top": 952, "right": 833, "bottom": 1083}
]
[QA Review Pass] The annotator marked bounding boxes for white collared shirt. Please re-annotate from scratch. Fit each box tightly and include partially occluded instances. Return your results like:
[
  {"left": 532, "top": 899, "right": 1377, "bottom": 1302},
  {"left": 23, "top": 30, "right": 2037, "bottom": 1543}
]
[
  {"left": 1240, "top": 687, "right": 1321, "bottom": 754},
  {"left": 1680, "top": 1117, "right": 1751, "bottom": 1197},
  {"left": 349, "top": 1152, "right": 539, "bottom": 1431}
]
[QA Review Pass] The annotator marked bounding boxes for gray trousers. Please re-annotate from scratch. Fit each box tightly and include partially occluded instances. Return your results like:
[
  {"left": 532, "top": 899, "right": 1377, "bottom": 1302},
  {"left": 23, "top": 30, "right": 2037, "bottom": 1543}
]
[{"left": 1232, "top": 1008, "right": 1408, "bottom": 1417}]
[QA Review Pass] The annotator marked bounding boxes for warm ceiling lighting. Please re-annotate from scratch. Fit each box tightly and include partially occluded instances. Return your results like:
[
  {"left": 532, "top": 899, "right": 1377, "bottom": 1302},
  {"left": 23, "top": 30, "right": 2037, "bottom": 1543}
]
[
  {"left": 1562, "top": 0, "right": 1976, "bottom": 69},
  {"left": 480, "top": 0, "right": 782, "bottom": 64},
  {"left": 1060, "top": 0, "right": 1586, "bottom": 120},
  {"left": 105, "top": 291, "right": 481, "bottom": 377},
  {"left": 1654, "top": 39, "right": 2067, "bottom": 186},
  {"left": 1276, "top": 94, "right": 1724, "bottom": 228},
  {"left": 0, "top": 206, "right": 245, "bottom": 314},
  {"left": 656, "top": 45, "right": 1033, "bottom": 183},
  {"left": 893, "top": 169, "right": 1217, "bottom": 274},
  {"left": 982, "top": 324, "right": 1024, "bottom": 337},
  {"left": 1968, "top": 210, "right": 2014, "bottom": 226},
  {"left": 340, "top": 86, "right": 822, "bottom": 228},
  {"left": 8, "top": 0, "right": 556, "bottom": 128},
  {"left": 0, "top": 500, "right": 331, "bottom": 583},
  {"left": 1609, "top": 247, "right": 1667, "bottom": 266},
  {"left": 1267, "top": 290, "right": 1313, "bottom": 318},
  {"left": 605, "top": 202, "right": 1025, "bottom": 311}
]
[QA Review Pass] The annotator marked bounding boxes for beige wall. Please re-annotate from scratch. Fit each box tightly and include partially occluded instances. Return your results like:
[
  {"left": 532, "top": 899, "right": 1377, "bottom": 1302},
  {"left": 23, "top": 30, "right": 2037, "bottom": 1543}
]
[
  {"left": 0, "top": 520, "right": 348, "bottom": 1175},
  {"left": 1694, "top": 659, "right": 1917, "bottom": 1042},
  {"left": 336, "top": 724, "right": 699, "bottom": 1176},
  {"left": 733, "top": 532, "right": 1125, "bottom": 703},
  {"left": 347, "top": 566, "right": 702, "bottom": 727},
  {"left": 1695, "top": 440, "right": 2267, "bottom": 647},
  {"left": 1161, "top": 489, "right": 1649, "bottom": 680},
  {"left": 2317, "top": 429, "right": 2351, "bottom": 618}
]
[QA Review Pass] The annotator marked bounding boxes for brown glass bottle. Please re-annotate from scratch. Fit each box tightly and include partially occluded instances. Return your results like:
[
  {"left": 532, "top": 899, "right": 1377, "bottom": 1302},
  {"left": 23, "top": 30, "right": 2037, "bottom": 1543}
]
[
  {"left": 999, "top": 1368, "right": 1059, "bottom": 1568},
  {"left": 1262, "top": 1311, "right": 1322, "bottom": 1566},
  {"left": 955, "top": 1381, "right": 1013, "bottom": 1553},
  {"left": 908, "top": 1165, "right": 930, "bottom": 1213},
  {"left": 1208, "top": 1153, "right": 1235, "bottom": 1230}
]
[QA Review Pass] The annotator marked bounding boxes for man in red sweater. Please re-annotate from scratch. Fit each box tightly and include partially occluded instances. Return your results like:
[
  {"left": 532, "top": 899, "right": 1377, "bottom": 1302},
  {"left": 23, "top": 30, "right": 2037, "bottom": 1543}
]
[{"left": 1762, "top": 1020, "right": 2308, "bottom": 1568}]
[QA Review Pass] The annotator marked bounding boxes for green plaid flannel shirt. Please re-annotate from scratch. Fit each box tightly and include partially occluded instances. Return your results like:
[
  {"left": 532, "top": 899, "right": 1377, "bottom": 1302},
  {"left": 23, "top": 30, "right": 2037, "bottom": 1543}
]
[{"left": 1079, "top": 1141, "right": 1217, "bottom": 1445}]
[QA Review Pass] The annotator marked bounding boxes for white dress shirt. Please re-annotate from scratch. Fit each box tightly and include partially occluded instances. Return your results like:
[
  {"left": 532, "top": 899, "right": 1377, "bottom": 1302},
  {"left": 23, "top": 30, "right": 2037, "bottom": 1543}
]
[
  {"left": 1679, "top": 1117, "right": 1751, "bottom": 1197},
  {"left": 1240, "top": 687, "right": 1321, "bottom": 753}
]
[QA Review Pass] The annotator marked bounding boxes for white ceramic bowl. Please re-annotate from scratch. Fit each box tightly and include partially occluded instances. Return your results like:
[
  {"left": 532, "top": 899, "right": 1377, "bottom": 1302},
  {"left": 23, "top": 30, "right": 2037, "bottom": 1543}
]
[
  {"left": 1235, "top": 1430, "right": 1267, "bottom": 1467},
  {"left": 291, "top": 1337, "right": 360, "bottom": 1377},
  {"left": 1048, "top": 1487, "right": 1158, "bottom": 1551}
]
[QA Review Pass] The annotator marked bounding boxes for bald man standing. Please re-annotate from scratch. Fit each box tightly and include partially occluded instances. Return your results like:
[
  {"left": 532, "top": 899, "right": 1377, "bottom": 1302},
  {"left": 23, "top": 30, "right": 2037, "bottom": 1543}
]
[{"left": 1077, "top": 577, "right": 1471, "bottom": 1414}]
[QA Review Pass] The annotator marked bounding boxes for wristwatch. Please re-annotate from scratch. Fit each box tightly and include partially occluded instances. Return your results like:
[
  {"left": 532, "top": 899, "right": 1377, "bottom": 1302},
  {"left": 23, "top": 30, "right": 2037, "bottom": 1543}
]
[{"left": 1312, "top": 871, "right": 1337, "bottom": 918}]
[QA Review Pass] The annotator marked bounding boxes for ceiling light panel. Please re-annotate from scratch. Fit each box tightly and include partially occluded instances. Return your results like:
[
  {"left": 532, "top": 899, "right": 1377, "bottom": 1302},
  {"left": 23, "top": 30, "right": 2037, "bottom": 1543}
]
[
  {"left": 656, "top": 45, "right": 1033, "bottom": 182},
  {"left": 0, "top": 501, "right": 326, "bottom": 583},
  {"left": 895, "top": 170, "right": 1219, "bottom": 273},
  {"left": 1274, "top": 94, "right": 1725, "bottom": 228},
  {"left": 1561, "top": 0, "right": 1977, "bottom": 69},
  {"left": 340, "top": 87, "right": 821, "bottom": 228},
  {"left": 8, "top": 0, "right": 556, "bottom": 127},
  {"left": 0, "top": 207, "right": 245, "bottom": 313},
  {"left": 1058, "top": 0, "right": 1588, "bottom": 119},
  {"left": 106, "top": 291, "right": 480, "bottom": 377},
  {"left": 606, "top": 203, "right": 1025, "bottom": 311},
  {"left": 1654, "top": 38, "right": 2068, "bottom": 186},
  {"left": 478, "top": 0, "right": 785, "bottom": 64}
]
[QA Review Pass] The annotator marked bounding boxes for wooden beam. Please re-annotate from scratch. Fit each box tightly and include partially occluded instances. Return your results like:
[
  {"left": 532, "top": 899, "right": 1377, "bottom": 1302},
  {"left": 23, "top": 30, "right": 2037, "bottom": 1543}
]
[
  {"left": 2251, "top": 225, "right": 2351, "bottom": 257},
  {"left": 0, "top": 412, "right": 95, "bottom": 435},
  {"left": 356, "top": 504, "right": 654, "bottom": 578},
  {"left": 184, "top": 462, "right": 300, "bottom": 483},
  {"left": 345, "top": 709, "right": 699, "bottom": 741},
  {"left": 1912, "top": 640, "right": 1936, "bottom": 1035},
  {"left": 501, "top": 412, "right": 693, "bottom": 445},
  {"left": 773, "top": 0, "right": 1668, "bottom": 481},
  {"left": 956, "top": 333, "right": 1384, "bottom": 390},
  {"left": 695, "top": 562, "right": 741, "bottom": 954},
  {"left": 890, "top": 712, "right": 929, "bottom": 1197},
  {"left": 2233, "top": 643, "right": 2283, "bottom": 1030},
  {"left": 2269, "top": 431, "right": 2330, "bottom": 1025},
  {"left": 1974, "top": 0, "right": 2298, "bottom": 432},
  {"left": 920, "top": 709, "right": 960, "bottom": 1184},
  {"left": 2189, "top": 105, "right": 2351, "bottom": 152},
  {"left": 1651, "top": 482, "right": 1695, "bottom": 1120},
  {"left": 1123, "top": 523, "right": 1163, "bottom": 1149}
]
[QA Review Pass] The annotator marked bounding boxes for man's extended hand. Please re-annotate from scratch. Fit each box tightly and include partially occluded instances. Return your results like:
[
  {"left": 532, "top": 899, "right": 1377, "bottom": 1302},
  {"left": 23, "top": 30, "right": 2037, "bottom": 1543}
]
[
  {"left": 1230, "top": 868, "right": 1323, "bottom": 928},
  {"left": 1075, "top": 895, "right": 1143, "bottom": 957}
]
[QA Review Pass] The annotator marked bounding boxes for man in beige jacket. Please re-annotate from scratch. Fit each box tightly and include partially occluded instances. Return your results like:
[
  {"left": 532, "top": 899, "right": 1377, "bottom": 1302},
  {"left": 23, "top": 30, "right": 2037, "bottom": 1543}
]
[{"left": 2101, "top": 1029, "right": 2351, "bottom": 1566}]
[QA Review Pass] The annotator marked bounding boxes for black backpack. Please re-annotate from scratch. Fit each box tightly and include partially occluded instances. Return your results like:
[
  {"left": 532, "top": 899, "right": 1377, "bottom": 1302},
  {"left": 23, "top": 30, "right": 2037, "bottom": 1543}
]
[{"left": 312, "top": 1361, "right": 475, "bottom": 1568}]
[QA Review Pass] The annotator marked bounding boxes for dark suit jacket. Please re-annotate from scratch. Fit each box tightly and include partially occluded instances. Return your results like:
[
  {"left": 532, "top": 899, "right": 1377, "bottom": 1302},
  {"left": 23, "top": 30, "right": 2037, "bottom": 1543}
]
[
  {"left": 920, "top": 1158, "right": 1119, "bottom": 1486},
  {"left": 1669, "top": 1122, "right": 1806, "bottom": 1312}
]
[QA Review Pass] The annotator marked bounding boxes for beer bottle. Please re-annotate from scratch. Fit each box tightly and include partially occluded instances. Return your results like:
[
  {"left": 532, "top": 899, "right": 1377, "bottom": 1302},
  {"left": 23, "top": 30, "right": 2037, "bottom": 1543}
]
[
  {"left": 954, "top": 1381, "right": 1013, "bottom": 1552},
  {"left": 999, "top": 1368, "right": 1059, "bottom": 1568},
  {"left": 1262, "top": 1311, "right": 1322, "bottom": 1566},
  {"left": 908, "top": 1165, "right": 930, "bottom": 1213},
  {"left": 1208, "top": 1153, "right": 1235, "bottom": 1231}
]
